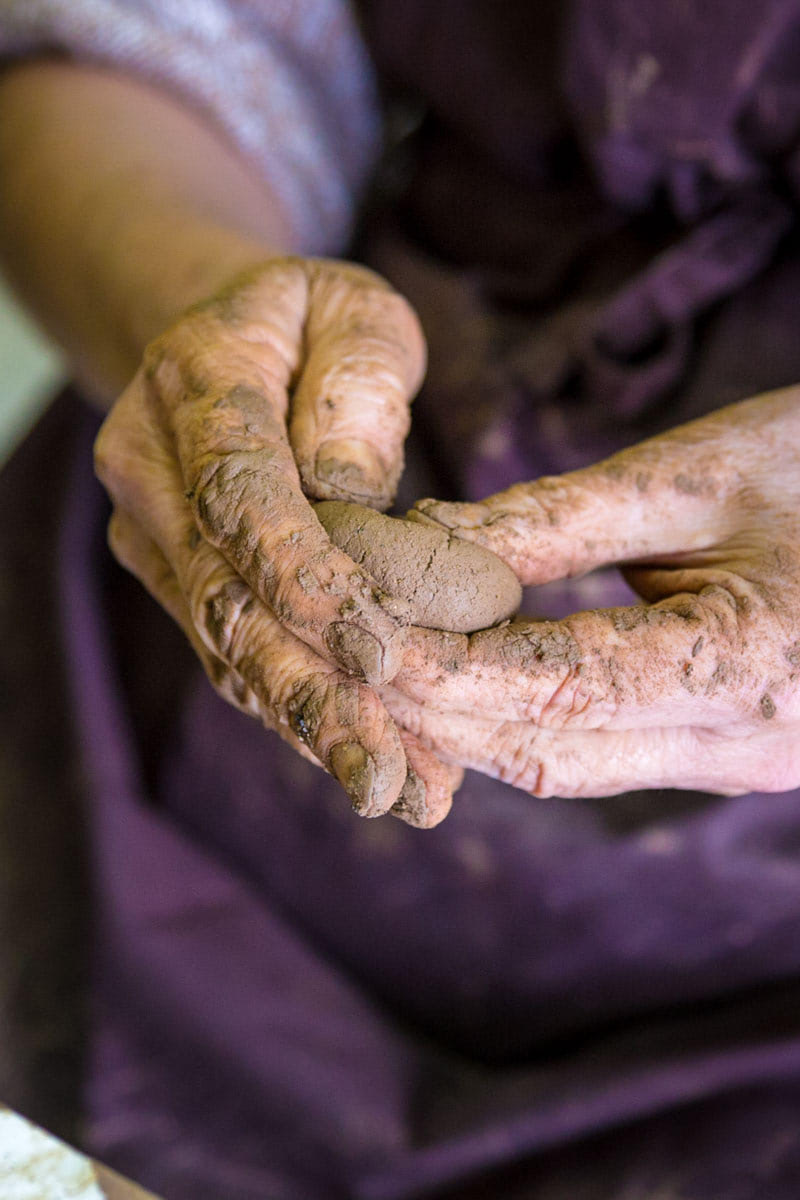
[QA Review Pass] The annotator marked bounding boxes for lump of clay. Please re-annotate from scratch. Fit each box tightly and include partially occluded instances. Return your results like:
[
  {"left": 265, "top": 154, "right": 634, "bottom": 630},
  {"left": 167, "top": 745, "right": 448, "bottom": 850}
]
[{"left": 314, "top": 500, "right": 521, "bottom": 633}]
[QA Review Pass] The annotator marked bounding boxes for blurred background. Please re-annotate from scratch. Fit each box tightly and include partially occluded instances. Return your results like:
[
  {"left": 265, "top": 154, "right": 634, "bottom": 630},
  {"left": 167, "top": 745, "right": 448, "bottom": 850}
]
[{"left": 0, "top": 274, "right": 64, "bottom": 465}]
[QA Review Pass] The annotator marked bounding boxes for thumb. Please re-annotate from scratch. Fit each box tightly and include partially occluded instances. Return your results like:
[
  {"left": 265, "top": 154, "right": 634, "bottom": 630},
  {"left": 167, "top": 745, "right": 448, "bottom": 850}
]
[
  {"left": 411, "top": 424, "right": 734, "bottom": 586},
  {"left": 289, "top": 264, "right": 426, "bottom": 511}
]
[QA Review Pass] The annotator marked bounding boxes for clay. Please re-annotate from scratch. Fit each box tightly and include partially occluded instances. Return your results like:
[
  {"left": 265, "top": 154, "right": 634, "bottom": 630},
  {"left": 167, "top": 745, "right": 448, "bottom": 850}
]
[{"left": 314, "top": 501, "right": 521, "bottom": 633}]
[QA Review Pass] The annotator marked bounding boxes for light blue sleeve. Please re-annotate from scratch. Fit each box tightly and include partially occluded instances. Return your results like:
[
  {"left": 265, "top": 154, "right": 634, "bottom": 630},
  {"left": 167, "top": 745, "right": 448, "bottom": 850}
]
[{"left": 0, "top": 0, "right": 382, "bottom": 252}]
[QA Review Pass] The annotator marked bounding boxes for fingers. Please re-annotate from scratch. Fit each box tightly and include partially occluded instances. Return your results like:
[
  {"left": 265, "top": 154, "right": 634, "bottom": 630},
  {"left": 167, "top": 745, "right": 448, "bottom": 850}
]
[
  {"left": 107, "top": 508, "right": 268, "bottom": 727},
  {"left": 381, "top": 696, "right": 789, "bottom": 798},
  {"left": 164, "top": 552, "right": 405, "bottom": 817},
  {"left": 97, "top": 398, "right": 408, "bottom": 817},
  {"left": 393, "top": 582, "right": 772, "bottom": 731},
  {"left": 289, "top": 264, "right": 426, "bottom": 511},
  {"left": 409, "top": 402, "right": 763, "bottom": 585},
  {"left": 411, "top": 469, "right": 727, "bottom": 586},
  {"left": 109, "top": 270, "right": 408, "bottom": 686},
  {"left": 109, "top": 507, "right": 457, "bottom": 828}
]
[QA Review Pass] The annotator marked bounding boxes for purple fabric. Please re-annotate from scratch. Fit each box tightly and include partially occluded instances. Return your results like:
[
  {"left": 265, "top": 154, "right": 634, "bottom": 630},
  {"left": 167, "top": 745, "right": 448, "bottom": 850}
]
[
  {"left": 14, "top": 0, "right": 800, "bottom": 1196},
  {"left": 59, "top": 397, "right": 800, "bottom": 1196},
  {"left": 566, "top": 0, "right": 800, "bottom": 216}
]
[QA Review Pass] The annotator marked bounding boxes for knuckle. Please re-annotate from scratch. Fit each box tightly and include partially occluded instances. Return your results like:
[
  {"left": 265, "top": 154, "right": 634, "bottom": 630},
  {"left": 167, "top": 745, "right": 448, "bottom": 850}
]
[
  {"left": 669, "top": 594, "right": 704, "bottom": 626},
  {"left": 199, "top": 576, "right": 254, "bottom": 660},
  {"left": 208, "top": 655, "right": 261, "bottom": 717},
  {"left": 507, "top": 624, "right": 602, "bottom": 726},
  {"left": 93, "top": 418, "right": 123, "bottom": 490},
  {"left": 191, "top": 458, "right": 238, "bottom": 536},
  {"left": 492, "top": 725, "right": 551, "bottom": 794},
  {"left": 285, "top": 671, "right": 334, "bottom": 749},
  {"left": 192, "top": 459, "right": 258, "bottom": 544},
  {"left": 190, "top": 453, "right": 293, "bottom": 558},
  {"left": 695, "top": 579, "right": 758, "bottom": 639},
  {"left": 534, "top": 669, "right": 599, "bottom": 729}
]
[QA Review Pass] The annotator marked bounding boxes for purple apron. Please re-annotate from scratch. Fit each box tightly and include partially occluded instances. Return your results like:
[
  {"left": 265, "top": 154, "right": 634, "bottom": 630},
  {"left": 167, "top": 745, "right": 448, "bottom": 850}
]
[{"left": 5, "top": 2, "right": 800, "bottom": 1195}]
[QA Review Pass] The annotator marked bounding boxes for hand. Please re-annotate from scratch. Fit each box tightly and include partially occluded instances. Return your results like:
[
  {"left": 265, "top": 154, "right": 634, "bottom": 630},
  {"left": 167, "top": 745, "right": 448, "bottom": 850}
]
[
  {"left": 94, "top": 257, "right": 458, "bottom": 826},
  {"left": 392, "top": 389, "right": 800, "bottom": 798}
]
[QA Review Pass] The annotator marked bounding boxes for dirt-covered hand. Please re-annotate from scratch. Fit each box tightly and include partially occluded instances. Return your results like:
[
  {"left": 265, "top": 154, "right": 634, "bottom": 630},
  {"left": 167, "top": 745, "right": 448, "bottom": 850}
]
[
  {"left": 397, "top": 389, "right": 800, "bottom": 798},
  {"left": 94, "top": 257, "right": 460, "bottom": 826}
]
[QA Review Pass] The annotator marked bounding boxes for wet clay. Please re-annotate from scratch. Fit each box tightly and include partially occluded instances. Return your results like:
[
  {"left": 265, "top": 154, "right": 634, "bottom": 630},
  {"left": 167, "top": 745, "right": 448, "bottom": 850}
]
[{"left": 314, "top": 501, "right": 522, "bottom": 633}]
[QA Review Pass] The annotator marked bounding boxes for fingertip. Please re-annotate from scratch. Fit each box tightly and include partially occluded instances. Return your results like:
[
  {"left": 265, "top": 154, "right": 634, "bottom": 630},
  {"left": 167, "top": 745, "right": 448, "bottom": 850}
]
[
  {"left": 311, "top": 438, "right": 393, "bottom": 509},
  {"left": 390, "top": 732, "right": 461, "bottom": 828},
  {"left": 391, "top": 768, "right": 454, "bottom": 828},
  {"left": 325, "top": 621, "right": 407, "bottom": 687}
]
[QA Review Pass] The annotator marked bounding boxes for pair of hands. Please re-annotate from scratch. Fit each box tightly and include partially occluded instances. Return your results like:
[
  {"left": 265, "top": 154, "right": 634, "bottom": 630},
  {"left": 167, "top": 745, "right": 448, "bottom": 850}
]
[{"left": 95, "top": 257, "right": 800, "bottom": 828}]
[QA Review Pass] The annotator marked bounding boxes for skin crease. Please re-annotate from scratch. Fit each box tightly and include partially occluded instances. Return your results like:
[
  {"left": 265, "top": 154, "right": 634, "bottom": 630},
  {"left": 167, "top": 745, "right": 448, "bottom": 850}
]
[
  {"left": 399, "top": 390, "right": 800, "bottom": 798},
  {"left": 0, "top": 61, "right": 456, "bottom": 827},
  {"left": 93, "top": 257, "right": 439, "bottom": 821},
  {"left": 3, "top": 63, "right": 800, "bottom": 818}
]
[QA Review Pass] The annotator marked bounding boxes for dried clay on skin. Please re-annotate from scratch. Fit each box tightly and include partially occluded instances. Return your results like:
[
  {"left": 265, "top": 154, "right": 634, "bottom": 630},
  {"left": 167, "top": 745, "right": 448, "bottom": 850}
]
[{"left": 315, "top": 500, "right": 521, "bottom": 633}]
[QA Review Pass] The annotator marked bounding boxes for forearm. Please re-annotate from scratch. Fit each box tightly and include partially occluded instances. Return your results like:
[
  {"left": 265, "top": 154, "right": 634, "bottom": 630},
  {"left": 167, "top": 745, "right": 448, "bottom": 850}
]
[{"left": 0, "top": 60, "right": 299, "bottom": 404}]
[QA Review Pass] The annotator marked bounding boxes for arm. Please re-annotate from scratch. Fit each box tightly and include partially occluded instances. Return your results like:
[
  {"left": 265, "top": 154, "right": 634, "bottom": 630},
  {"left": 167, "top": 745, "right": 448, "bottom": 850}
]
[
  {"left": 0, "top": 61, "right": 295, "bottom": 402},
  {"left": 0, "top": 62, "right": 456, "bottom": 825}
]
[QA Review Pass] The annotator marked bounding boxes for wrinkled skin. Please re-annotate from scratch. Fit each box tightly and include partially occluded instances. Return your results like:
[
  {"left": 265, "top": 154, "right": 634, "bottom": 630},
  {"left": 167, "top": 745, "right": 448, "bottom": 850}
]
[
  {"left": 393, "top": 389, "right": 800, "bottom": 799},
  {"left": 97, "top": 253, "right": 800, "bottom": 816},
  {"left": 95, "top": 256, "right": 460, "bottom": 827}
]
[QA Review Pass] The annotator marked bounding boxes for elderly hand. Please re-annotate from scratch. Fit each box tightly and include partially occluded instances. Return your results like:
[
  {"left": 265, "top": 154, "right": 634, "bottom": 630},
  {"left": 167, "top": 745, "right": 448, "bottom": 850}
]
[
  {"left": 94, "top": 257, "right": 459, "bottom": 826},
  {"left": 389, "top": 389, "right": 800, "bottom": 799}
]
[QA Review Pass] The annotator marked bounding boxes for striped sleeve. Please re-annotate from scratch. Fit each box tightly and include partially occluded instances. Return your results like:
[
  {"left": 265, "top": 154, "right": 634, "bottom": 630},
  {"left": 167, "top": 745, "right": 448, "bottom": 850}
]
[{"left": 0, "top": 0, "right": 382, "bottom": 252}]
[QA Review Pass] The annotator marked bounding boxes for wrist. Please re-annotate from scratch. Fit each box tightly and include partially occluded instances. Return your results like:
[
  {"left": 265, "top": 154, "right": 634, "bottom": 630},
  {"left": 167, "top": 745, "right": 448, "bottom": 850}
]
[
  {"left": 116, "top": 205, "right": 281, "bottom": 360},
  {"left": 68, "top": 206, "right": 283, "bottom": 406}
]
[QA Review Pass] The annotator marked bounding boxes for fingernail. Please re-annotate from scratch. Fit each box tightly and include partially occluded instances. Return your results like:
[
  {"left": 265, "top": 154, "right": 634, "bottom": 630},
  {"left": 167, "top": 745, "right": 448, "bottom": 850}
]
[
  {"left": 403, "top": 507, "right": 440, "bottom": 529},
  {"left": 315, "top": 439, "right": 387, "bottom": 502},
  {"left": 330, "top": 742, "right": 376, "bottom": 815},
  {"left": 326, "top": 621, "right": 384, "bottom": 684},
  {"left": 391, "top": 769, "right": 428, "bottom": 827}
]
